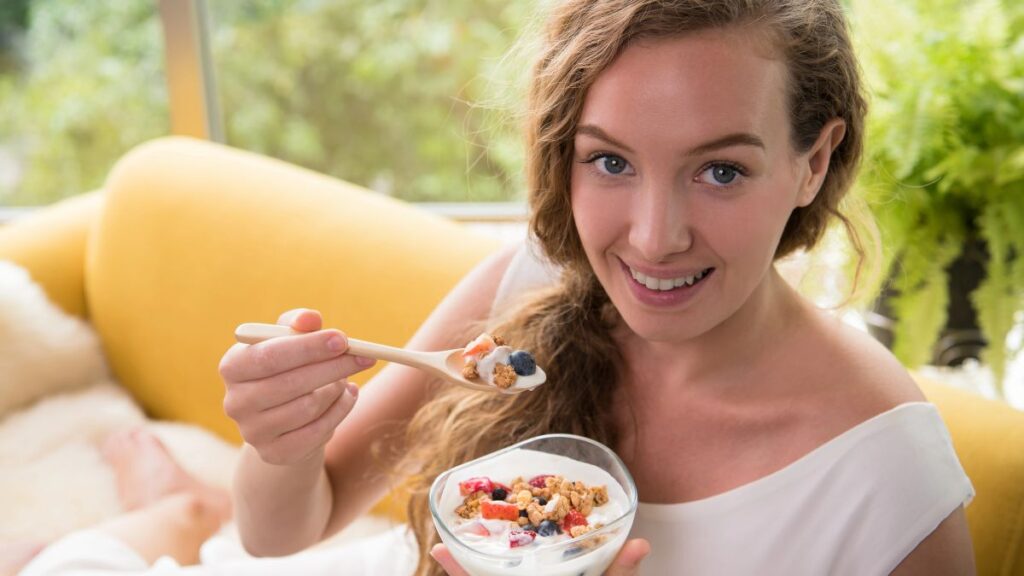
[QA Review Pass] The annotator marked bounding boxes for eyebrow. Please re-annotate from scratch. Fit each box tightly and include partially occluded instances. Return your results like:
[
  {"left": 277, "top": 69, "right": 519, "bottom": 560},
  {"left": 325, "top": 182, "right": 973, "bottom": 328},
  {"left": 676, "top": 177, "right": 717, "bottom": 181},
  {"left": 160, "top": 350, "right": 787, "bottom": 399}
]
[
  {"left": 575, "top": 125, "right": 636, "bottom": 154},
  {"left": 575, "top": 124, "right": 765, "bottom": 157},
  {"left": 687, "top": 133, "right": 766, "bottom": 156}
]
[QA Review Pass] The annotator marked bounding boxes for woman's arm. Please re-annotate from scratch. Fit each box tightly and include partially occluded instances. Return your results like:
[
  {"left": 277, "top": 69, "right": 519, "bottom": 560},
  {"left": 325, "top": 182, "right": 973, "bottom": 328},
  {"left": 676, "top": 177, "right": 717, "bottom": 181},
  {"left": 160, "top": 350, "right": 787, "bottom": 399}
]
[
  {"left": 890, "top": 506, "right": 975, "bottom": 575},
  {"left": 228, "top": 242, "right": 521, "bottom": 556}
]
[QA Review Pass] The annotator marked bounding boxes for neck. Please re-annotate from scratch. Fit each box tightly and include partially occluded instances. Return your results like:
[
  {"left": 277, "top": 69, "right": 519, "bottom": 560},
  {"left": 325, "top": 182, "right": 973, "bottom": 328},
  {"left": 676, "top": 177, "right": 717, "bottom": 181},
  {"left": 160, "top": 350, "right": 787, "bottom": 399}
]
[{"left": 618, "top": 266, "right": 810, "bottom": 396}]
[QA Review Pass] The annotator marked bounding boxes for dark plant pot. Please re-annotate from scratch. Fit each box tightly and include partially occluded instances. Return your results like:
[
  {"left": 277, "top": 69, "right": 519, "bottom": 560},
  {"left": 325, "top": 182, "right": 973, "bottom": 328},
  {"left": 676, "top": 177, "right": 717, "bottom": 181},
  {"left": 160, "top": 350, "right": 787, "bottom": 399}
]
[{"left": 865, "top": 236, "right": 989, "bottom": 367}]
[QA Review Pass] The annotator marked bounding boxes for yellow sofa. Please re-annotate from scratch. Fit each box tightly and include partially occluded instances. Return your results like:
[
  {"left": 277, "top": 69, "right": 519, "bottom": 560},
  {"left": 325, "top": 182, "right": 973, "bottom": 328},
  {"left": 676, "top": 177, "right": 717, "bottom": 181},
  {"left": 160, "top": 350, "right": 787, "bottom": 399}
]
[{"left": 1, "top": 137, "right": 1022, "bottom": 574}]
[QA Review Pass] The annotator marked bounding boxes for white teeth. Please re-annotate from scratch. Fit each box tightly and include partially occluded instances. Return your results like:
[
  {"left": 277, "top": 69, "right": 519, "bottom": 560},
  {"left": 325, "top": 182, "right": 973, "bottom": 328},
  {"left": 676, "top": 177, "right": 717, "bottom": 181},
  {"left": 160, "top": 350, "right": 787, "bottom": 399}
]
[{"left": 630, "top": 267, "right": 710, "bottom": 291}]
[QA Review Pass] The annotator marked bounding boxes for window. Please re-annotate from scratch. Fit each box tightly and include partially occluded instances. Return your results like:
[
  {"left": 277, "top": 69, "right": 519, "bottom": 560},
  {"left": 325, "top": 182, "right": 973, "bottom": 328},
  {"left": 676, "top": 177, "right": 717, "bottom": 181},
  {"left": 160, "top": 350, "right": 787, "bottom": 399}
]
[
  {"left": 1, "top": 0, "right": 536, "bottom": 213},
  {"left": 205, "top": 0, "right": 534, "bottom": 203},
  {"left": 0, "top": 1, "right": 169, "bottom": 207}
]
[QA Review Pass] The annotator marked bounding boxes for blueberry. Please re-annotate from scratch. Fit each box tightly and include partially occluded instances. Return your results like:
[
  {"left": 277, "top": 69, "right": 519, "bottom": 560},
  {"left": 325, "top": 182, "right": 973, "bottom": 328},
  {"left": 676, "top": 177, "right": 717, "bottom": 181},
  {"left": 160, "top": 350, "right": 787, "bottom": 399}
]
[
  {"left": 509, "top": 350, "right": 536, "bottom": 376},
  {"left": 522, "top": 524, "right": 537, "bottom": 532},
  {"left": 537, "top": 497, "right": 547, "bottom": 506},
  {"left": 519, "top": 508, "right": 529, "bottom": 518},
  {"left": 537, "top": 520, "right": 560, "bottom": 537},
  {"left": 562, "top": 545, "right": 584, "bottom": 558},
  {"left": 492, "top": 487, "right": 508, "bottom": 501}
]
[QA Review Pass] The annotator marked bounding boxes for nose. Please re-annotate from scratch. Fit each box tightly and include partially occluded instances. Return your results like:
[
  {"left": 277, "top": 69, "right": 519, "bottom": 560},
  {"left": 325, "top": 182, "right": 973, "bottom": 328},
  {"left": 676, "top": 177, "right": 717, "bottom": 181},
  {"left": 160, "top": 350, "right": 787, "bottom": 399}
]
[{"left": 628, "top": 180, "right": 693, "bottom": 262}]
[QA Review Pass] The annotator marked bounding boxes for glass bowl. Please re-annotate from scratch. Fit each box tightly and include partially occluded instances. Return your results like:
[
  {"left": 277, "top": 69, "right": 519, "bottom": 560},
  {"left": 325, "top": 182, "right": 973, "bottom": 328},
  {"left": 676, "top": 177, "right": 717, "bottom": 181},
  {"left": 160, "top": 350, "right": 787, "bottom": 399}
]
[{"left": 429, "top": 433, "right": 638, "bottom": 576}]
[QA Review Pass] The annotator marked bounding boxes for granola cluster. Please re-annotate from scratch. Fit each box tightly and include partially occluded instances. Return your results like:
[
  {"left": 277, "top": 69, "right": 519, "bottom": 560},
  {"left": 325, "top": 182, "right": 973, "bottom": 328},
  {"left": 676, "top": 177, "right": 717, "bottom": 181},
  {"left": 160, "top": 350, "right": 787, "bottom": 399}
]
[
  {"left": 455, "top": 488, "right": 490, "bottom": 519},
  {"left": 492, "top": 364, "right": 518, "bottom": 389}
]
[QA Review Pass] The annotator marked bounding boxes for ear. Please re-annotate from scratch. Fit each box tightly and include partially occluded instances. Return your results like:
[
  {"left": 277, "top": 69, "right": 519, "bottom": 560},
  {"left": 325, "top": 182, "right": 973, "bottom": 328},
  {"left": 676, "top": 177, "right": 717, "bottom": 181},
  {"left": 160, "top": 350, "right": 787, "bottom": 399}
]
[{"left": 796, "top": 118, "right": 846, "bottom": 207}]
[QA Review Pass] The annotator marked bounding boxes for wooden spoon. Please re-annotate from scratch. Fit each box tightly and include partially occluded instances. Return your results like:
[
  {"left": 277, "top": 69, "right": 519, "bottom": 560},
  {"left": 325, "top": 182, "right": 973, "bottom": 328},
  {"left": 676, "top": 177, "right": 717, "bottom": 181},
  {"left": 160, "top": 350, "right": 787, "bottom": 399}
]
[{"left": 234, "top": 323, "right": 546, "bottom": 394}]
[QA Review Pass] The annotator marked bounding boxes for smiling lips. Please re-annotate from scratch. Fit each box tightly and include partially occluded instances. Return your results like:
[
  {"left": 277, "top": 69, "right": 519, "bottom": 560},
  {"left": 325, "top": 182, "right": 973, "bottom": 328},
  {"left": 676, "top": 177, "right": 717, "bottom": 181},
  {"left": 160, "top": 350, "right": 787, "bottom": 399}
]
[{"left": 628, "top": 266, "right": 713, "bottom": 291}]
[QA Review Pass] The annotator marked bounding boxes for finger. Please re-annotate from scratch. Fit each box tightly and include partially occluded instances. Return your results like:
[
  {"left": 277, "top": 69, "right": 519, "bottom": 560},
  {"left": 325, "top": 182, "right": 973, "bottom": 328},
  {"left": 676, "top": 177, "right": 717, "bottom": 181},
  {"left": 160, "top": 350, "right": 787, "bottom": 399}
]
[
  {"left": 221, "top": 329, "right": 350, "bottom": 383},
  {"left": 277, "top": 308, "right": 322, "bottom": 332},
  {"left": 603, "top": 539, "right": 651, "bottom": 576},
  {"left": 261, "top": 383, "right": 359, "bottom": 463},
  {"left": 243, "top": 353, "right": 373, "bottom": 411},
  {"left": 237, "top": 381, "right": 347, "bottom": 445},
  {"left": 219, "top": 342, "right": 254, "bottom": 381},
  {"left": 430, "top": 544, "right": 470, "bottom": 576}
]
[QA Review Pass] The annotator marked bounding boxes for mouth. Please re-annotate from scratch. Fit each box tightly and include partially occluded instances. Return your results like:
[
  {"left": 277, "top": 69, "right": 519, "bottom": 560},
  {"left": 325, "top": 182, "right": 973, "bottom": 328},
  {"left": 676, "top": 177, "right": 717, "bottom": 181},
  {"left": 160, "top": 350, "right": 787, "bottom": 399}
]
[{"left": 626, "top": 265, "right": 715, "bottom": 292}]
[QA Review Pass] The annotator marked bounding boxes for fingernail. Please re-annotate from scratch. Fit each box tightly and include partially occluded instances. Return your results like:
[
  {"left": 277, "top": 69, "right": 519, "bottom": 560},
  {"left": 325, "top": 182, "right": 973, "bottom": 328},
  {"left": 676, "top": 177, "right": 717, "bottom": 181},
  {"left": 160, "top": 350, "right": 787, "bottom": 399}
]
[
  {"left": 326, "top": 335, "right": 344, "bottom": 352},
  {"left": 355, "top": 355, "right": 375, "bottom": 367},
  {"left": 346, "top": 382, "right": 359, "bottom": 397}
]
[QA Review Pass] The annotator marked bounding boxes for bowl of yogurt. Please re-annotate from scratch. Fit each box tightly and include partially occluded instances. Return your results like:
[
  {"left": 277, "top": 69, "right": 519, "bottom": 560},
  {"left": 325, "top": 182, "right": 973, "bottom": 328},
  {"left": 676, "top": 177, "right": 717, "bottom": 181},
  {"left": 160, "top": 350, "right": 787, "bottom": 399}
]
[{"left": 429, "top": 434, "right": 638, "bottom": 576}]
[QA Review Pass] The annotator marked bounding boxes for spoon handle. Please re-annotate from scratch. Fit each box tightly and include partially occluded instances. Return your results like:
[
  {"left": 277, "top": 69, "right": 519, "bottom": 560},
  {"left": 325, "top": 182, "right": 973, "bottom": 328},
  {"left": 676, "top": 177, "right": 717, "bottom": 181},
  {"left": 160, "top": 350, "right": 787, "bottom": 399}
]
[
  {"left": 233, "top": 323, "right": 432, "bottom": 369},
  {"left": 234, "top": 323, "right": 295, "bottom": 344},
  {"left": 345, "top": 338, "right": 429, "bottom": 368}
]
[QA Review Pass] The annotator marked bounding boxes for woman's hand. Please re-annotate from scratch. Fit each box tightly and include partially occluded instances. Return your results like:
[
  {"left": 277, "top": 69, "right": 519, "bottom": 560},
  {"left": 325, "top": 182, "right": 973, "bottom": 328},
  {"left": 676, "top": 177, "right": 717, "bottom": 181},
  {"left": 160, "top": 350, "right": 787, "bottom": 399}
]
[
  {"left": 430, "top": 538, "right": 651, "bottom": 575},
  {"left": 219, "top": 308, "right": 376, "bottom": 465}
]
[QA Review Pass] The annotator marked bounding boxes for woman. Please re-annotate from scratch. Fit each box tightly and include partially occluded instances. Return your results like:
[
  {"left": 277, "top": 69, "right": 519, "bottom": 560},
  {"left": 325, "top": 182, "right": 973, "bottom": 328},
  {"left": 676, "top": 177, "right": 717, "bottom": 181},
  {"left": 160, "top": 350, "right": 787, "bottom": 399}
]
[
  {"left": 225, "top": 1, "right": 975, "bottom": 574},
  {"left": 20, "top": 1, "right": 975, "bottom": 574}
]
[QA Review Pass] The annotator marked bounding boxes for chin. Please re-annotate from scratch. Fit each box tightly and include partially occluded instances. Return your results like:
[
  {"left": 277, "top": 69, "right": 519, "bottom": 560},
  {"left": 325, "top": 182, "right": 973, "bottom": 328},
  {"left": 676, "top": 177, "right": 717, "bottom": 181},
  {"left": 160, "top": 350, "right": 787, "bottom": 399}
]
[{"left": 611, "top": 300, "right": 713, "bottom": 344}]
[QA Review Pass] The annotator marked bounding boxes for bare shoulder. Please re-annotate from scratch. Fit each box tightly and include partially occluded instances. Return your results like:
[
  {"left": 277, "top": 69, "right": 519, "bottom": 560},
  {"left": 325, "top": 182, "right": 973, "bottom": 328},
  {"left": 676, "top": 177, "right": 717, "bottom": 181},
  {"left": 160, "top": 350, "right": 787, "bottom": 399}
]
[
  {"left": 370, "top": 239, "right": 522, "bottom": 403},
  {"left": 794, "top": 309, "right": 926, "bottom": 422},
  {"left": 406, "top": 240, "right": 522, "bottom": 352}
]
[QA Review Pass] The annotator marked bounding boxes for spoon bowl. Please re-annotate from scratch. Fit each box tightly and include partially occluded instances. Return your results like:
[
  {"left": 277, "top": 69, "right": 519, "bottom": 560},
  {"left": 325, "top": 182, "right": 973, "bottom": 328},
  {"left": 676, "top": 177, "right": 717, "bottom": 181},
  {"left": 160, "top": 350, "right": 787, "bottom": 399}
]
[{"left": 234, "top": 323, "right": 546, "bottom": 394}]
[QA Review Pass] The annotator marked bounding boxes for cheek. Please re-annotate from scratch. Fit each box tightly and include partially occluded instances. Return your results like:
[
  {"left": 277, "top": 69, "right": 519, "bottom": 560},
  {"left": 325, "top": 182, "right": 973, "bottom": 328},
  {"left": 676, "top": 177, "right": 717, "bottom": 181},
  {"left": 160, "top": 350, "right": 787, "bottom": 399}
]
[
  {"left": 709, "top": 193, "right": 794, "bottom": 266},
  {"left": 570, "top": 182, "right": 620, "bottom": 256}
]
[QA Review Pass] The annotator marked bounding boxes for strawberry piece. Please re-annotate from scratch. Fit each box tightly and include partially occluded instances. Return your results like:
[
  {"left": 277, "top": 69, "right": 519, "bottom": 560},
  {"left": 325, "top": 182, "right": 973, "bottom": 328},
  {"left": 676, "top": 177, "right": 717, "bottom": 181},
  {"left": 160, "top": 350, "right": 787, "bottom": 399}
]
[
  {"left": 480, "top": 500, "right": 520, "bottom": 521},
  {"left": 459, "top": 477, "right": 494, "bottom": 496},
  {"left": 528, "top": 474, "right": 554, "bottom": 488},
  {"left": 462, "top": 333, "right": 496, "bottom": 360},
  {"left": 561, "top": 509, "right": 588, "bottom": 533},
  {"left": 509, "top": 529, "right": 537, "bottom": 548}
]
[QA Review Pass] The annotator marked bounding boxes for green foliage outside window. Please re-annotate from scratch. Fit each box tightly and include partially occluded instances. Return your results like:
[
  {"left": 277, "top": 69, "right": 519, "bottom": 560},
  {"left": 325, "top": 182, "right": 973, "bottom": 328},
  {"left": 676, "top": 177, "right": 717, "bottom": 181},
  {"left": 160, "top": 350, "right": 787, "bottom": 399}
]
[
  {"left": 0, "top": 0, "right": 30, "bottom": 73},
  {"left": 0, "top": 0, "right": 535, "bottom": 206},
  {"left": 209, "top": 0, "right": 534, "bottom": 202},
  {"left": 0, "top": 1, "right": 167, "bottom": 206}
]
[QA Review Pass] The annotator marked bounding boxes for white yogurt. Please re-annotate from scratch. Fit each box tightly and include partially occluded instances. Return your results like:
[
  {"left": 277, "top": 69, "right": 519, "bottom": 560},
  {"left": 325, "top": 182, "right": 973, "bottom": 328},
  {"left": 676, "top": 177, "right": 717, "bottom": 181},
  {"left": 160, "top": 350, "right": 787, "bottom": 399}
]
[
  {"left": 476, "top": 346, "right": 513, "bottom": 387},
  {"left": 438, "top": 448, "right": 631, "bottom": 576}
]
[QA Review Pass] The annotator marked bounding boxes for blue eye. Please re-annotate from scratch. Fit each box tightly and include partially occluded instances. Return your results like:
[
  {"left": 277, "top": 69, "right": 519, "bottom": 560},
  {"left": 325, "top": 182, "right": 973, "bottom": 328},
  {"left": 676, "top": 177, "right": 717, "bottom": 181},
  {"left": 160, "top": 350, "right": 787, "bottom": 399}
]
[
  {"left": 698, "top": 163, "right": 745, "bottom": 186},
  {"left": 711, "top": 165, "right": 737, "bottom": 184},
  {"left": 582, "top": 153, "right": 633, "bottom": 176},
  {"left": 598, "top": 155, "right": 629, "bottom": 175}
]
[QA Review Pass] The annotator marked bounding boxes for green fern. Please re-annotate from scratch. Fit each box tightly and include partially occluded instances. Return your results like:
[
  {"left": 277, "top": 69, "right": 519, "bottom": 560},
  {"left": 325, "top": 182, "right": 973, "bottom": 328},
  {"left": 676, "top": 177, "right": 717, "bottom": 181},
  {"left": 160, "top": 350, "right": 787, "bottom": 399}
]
[
  {"left": 974, "top": 200, "right": 1024, "bottom": 386},
  {"left": 850, "top": 0, "right": 1024, "bottom": 396}
]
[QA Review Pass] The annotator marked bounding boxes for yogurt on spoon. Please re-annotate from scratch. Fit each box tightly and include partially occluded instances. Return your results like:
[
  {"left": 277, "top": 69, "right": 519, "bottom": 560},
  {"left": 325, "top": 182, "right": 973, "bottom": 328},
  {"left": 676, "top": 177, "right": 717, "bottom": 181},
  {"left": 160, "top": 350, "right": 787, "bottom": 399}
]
[{"left": 460, "top": 333, "right": 541, "bottom": 392}]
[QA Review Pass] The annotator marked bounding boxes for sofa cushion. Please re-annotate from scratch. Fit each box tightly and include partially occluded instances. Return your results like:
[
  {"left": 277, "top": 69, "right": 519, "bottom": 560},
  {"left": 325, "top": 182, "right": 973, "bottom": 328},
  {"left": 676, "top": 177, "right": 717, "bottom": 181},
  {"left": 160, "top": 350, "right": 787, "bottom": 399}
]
[{"left": 86, "top": 137, "right": 501, "bottom": 443}]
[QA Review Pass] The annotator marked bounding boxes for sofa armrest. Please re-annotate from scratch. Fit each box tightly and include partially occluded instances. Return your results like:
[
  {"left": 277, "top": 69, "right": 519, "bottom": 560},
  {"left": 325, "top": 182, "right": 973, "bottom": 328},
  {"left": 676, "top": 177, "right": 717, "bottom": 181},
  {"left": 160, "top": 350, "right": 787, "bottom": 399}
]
[{"left": 0, "top": 191, "right": 104, "bottom": 319}]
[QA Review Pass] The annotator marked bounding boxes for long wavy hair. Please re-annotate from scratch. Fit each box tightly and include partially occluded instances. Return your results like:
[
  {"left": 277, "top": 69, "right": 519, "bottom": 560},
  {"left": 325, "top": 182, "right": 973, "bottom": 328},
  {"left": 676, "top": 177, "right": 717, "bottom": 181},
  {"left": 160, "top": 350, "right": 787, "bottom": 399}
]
[{"left": 397, "top": 2, "right": 869, "bottom": 573}]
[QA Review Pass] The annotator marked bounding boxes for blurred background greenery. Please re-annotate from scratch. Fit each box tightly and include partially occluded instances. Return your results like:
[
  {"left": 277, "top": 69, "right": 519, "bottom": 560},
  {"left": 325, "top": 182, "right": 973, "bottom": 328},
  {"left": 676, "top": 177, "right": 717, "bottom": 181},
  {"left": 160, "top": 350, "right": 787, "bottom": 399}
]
[{"left": 0, "top": 0, "right": 534, "bottom": 206}]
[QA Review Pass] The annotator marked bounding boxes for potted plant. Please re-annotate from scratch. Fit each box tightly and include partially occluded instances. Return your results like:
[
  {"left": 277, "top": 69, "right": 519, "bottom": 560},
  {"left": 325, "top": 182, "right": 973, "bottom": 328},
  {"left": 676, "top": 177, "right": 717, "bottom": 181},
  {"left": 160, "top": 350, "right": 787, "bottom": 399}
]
[{"left": 849, "top": 0, "right": 1024, "bottom": 395}]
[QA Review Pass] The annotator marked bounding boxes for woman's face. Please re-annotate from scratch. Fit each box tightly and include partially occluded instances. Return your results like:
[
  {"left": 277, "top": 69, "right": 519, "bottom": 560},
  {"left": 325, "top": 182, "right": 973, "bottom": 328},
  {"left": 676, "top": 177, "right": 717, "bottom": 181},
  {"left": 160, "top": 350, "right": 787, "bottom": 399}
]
[{"left": 570, "top": 29, "right": 830, "bottom": 344}]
